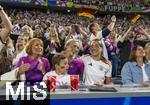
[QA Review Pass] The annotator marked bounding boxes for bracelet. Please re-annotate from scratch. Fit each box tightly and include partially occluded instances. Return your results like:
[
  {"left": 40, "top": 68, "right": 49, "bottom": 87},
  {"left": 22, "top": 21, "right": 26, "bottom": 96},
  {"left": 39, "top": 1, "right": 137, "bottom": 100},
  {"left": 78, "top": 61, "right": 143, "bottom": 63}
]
[{"left": 112, "top": 21, "right": 116, "bottom": 23}]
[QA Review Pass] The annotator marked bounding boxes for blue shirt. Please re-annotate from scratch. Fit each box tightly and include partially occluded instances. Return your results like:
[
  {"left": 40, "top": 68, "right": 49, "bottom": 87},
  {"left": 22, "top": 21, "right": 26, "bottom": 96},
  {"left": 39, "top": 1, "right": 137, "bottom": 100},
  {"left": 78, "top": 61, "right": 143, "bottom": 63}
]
[{"left": 121, "top": 62, "right": 150, "bottom": 84}]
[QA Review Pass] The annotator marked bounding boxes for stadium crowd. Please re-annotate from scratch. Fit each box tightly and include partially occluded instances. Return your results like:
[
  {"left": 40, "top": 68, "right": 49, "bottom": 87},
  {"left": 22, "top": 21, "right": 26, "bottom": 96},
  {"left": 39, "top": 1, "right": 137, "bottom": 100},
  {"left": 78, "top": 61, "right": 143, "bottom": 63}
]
[{"left": 0, "top": 5, "right": 150, "bottom": 86}]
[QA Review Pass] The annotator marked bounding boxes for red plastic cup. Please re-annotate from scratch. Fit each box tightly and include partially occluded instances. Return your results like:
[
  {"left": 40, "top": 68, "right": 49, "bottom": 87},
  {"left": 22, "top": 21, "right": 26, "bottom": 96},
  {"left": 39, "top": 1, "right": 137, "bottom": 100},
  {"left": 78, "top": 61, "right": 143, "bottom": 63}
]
[
  {"left": 48, "top": 76, "right": 56, "bottom": 93},
  {"left": 70, "top": 75, "right": 79, "bottom": 91}
]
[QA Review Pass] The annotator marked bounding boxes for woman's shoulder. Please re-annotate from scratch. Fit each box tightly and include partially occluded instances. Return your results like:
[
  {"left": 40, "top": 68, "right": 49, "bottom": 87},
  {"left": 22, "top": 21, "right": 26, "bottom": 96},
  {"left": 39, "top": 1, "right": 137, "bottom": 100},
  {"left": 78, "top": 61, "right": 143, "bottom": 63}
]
[
  {"left": 73, "top": 56, "right": 84, "bottom": 62},
  {"left": 122, "top": 61, "right": 137, "bottom": 70},
  {"left": 80, "top": 54, "right": 91, "bottom": 61},
  {"left": 40, "top": 56, "right": 49, "bottom": 62},
  {"left": 124, "top": 61, "right": 136, "bottom": 66},
  {"left": 102, "top": 60, "right": 112, "bottom": 67},
  {"left": 19, "top": 55, "right": 29, "bottom": 61}
]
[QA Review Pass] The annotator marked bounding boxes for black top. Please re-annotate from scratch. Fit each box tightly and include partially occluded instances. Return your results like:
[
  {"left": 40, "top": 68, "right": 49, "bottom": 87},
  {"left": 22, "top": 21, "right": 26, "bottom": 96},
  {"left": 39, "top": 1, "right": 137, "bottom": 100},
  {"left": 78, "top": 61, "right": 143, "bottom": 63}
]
[{"left": 117, "top": 39, "right": 150, "bottom": 69}]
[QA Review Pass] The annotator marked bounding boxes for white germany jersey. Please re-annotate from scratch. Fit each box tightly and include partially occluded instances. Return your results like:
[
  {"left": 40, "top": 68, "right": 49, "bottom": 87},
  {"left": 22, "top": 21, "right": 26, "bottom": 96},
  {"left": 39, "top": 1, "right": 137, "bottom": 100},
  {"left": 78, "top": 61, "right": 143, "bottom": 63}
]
[{"left": 82, "top": 56, "right": 112, "bottom": 85}]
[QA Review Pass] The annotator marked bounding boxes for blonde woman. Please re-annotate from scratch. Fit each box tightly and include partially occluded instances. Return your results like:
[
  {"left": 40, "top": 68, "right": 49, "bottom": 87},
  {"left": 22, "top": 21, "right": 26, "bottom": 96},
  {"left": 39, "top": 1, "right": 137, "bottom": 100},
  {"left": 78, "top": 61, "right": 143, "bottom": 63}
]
[
  {"left": 47, "top": 25, "right": 61, "bottom": 54},
  {"left": 63, "top": 39, "right": 84, "bottom": 80},
  {"left": 82, "top": 39, "right": 112, "bottom": 86},
  {"left": 12, "top": 35, "right": 30, "bottom": 66},
  {"left": 20, "top": 25, "right": 33, "bottom": 39}
]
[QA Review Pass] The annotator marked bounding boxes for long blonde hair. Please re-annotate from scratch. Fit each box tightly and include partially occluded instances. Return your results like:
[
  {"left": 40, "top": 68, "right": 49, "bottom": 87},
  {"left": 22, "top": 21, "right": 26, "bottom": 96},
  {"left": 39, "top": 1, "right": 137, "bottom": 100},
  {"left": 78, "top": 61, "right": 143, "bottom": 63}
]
[
  {"left": 21, "top": 25, "right": 33, "bottom": 39},
  {"left": 89, "top": 39, "right": 107, "bottom": 63},
  {"left": 47, "top": 25, "right": 60, "bottom": 44}
]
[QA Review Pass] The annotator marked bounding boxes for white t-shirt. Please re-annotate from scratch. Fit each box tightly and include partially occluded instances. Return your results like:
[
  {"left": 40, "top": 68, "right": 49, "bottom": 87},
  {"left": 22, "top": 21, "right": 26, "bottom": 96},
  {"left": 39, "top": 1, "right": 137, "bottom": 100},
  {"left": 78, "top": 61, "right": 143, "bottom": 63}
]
[
  {"left": 82, "top": 56, "right": 112, "bottom": 85},
  {"left": 90, "top": 31, "right": 108, "bottom": 59},
  {"left": 141, "top": 64, "right": 149, "bottom": 82},
  {"left": 0, "top": 40, "right": 5, "bottom": 52},
  {"left": 12, "top": 48, "right": 27, "bottom": 66},
  {"left": 43, "top": 71, "right": 70, "bottom": 86}
]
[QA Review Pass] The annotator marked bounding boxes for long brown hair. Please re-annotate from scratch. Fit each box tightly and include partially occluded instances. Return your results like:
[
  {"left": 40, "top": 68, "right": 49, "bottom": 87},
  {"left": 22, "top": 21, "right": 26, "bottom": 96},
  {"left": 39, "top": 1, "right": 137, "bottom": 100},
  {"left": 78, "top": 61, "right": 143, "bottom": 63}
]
[{"left": 129, "top": 45, "right": 146, "bottom": 62}]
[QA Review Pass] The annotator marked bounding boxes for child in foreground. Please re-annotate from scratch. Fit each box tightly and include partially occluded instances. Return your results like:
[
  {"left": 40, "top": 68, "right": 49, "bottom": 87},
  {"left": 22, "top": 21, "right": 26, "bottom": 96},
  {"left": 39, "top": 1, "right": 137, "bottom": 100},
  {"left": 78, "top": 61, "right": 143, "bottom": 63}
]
[{"left": 43, "top": 54, "right": 70, "bottom": 86}]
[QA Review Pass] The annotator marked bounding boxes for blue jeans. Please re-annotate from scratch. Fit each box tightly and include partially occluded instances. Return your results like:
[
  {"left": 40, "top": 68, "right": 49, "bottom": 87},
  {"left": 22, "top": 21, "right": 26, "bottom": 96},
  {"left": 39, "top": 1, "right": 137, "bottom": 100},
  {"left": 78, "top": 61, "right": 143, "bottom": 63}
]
[{"left": 111, "top": 55, "right": 119, "bottom": 77}]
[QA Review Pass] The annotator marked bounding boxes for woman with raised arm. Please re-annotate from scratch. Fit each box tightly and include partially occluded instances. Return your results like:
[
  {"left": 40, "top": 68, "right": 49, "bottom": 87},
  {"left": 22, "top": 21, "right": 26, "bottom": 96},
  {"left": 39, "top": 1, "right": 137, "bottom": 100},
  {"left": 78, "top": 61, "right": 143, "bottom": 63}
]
[
  {"left": 89, "top": 15, "right": 116, "bottom": 59},
  {"left": 0, "top": 5, "right": 13, "bottom": 52}
]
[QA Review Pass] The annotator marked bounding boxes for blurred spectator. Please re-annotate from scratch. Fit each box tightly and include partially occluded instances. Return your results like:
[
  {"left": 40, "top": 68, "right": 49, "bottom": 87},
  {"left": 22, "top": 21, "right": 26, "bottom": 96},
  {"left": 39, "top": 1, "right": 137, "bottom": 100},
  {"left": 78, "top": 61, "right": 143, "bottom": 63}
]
[
  {"left": 0, "top": 5, "right": 13, "bottom": 53},
  {"left": 105, "top": 32, "right": 119, "bottom": 77},
  {"left": 145, "top": 42, "right": 150, "bottom": 63},
  {"left": 0, "top": 5, "right": 13, "bottom": 75}
]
